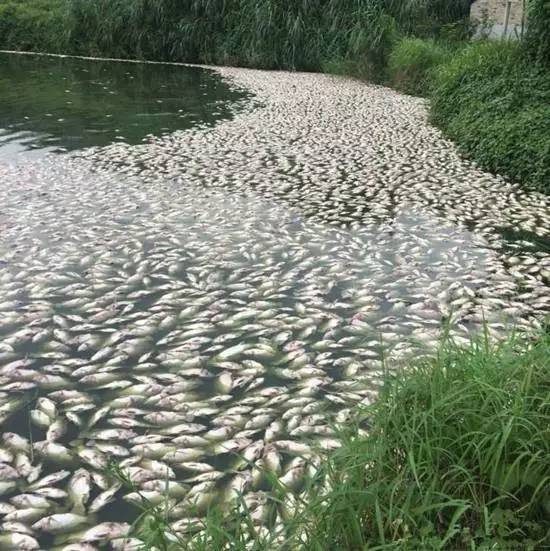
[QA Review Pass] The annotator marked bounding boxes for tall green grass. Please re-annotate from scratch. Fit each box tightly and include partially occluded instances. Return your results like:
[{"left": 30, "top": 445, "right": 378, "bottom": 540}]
[
  {"left": 66, "top": 0, "right": 395, "bottom": 75},
  {"left": 299, "top": 331, "right": 550, "bottom": 549},
  {"left": 111, "top": 331, "right": 550, "bottom": 549},
  {"left": 388, "top": 37, "right": 453, "bottom": 96},
  {"left": 0, "top": 0, "right": 472, "bottom": 78},
  {"left": 65, "top": 0, "right": 472, "bottom": 76}
]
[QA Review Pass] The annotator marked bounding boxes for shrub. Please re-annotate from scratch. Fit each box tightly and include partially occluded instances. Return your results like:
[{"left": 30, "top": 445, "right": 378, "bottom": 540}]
[
  {"left": 388, "top": 37, "right": 452, "bottom": 96},
  {"left": 431, "top": 41, "right": 550, "bottom": 193}
]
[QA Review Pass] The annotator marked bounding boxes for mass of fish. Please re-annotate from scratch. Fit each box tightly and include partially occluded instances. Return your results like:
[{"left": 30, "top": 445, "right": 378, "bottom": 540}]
[{"left": 0, "top": 60, "right": 548, "bottom": 549}]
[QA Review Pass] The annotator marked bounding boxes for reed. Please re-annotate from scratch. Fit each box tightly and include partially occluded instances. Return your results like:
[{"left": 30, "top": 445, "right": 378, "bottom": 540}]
[{"left": 63, "top": 0, "right": 471, "bottom": 78}]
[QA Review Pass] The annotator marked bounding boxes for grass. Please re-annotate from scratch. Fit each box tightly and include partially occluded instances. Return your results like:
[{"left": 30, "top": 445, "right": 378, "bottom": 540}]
[
  {"left": 108, "top": 330, "right": 550, "bottom": 550},
  {"left": 387, "top": 37, "right": 454, "bottom": 96},
  {"left": 300, "top": 330, "right": 550, "bottom": 549},
  {"left": 64, "top": 0, "right": 402, "bottom": 77}
]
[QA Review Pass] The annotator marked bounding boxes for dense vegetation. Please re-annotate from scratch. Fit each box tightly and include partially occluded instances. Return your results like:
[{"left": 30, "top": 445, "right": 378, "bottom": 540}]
[
  {"left": 387, "top": 37, "right": 453, "bottom": 96},
  {"left": 430, "top": 41, "right": 550, "bottom": 194},
  {"left": 299, "top": 332, "right": 550, "bottom": 550},
  {"left": 0, "top": 0, "right": 67, "bottom": 53},
  {"left": 388, "top": 36, "right": 549, "bottom": 193},
  {"left": 0, "top": 0, "right": 472, "bottom": 74},
  {"left": 112, "top": 332, "right": 550, "bottom": 549}
]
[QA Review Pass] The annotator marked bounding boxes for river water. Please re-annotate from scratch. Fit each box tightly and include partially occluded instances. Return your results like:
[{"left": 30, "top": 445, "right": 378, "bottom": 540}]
[{"left": 0, "top": 52, "right": 548, "bottom": 548}]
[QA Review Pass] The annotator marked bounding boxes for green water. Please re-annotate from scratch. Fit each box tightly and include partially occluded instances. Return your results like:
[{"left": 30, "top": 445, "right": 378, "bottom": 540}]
[{"left": 0, "top": 53, "right": 246, "bottom": 160}]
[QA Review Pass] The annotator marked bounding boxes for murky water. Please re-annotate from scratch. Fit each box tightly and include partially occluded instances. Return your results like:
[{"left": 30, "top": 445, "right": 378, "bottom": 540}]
[
  {"left": 0, "top": 53, "right": 246, "bottom": 162},
  {"left": 0, "top": 53, "right": 548, "bottom": 548}
]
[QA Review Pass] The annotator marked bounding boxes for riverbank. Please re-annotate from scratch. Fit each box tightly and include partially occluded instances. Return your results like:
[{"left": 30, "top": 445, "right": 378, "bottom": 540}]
[{"left": 1, "top": 1, "right": 549, "bottom": 193}]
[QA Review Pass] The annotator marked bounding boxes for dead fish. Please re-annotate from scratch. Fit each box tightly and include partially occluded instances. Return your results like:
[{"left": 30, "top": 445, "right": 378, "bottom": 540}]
[
  {"left": 0, "top": 533, "right": 40, "bottom": 550},
  {"left": 33, "top": 513, "right": 88, "bottom": 533}
]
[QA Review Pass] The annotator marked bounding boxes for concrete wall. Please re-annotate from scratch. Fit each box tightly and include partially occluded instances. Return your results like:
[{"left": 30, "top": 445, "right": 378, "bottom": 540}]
[{"left": 471, "top": 0, "right": 526, "bottom": 38}]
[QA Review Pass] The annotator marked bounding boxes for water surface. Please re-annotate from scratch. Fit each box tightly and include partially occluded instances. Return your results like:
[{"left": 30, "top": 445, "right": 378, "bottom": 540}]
[{"left": 0, "top": 53, "right": 245, "bottom": 161}]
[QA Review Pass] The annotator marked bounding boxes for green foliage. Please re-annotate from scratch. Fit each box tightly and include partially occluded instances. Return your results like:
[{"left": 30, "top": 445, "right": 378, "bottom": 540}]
[
  {"left": 431, "top": 40, "right": 550, "bottom": 194},
  {"left": 64, "top": 0, "right": 404, "bottom": 77},
  {"left": 438, "top": 18, "right": 479, "bottom": 43},
  {"left": 525, "top": 0, "right": 550, "bottom": 66},
  {"left": 388, "top": 37, "right": 452, "bottom": 95},
  {"left": 396, "top": 1, "right": 473, "bottom": 39},
  {"left": 0, "top": 0, "right": 69, "bottom": 53}
]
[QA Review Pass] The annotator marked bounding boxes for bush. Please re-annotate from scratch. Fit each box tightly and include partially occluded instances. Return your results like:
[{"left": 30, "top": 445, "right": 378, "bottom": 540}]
[
  {"left": 388, "top": 37, "right": 452, "bottom": 96},
  {"left": 0, "top": 0, "right": 68, "bottom": 53},
  {"left": 431, "top": 41, "right": 550, "bottom": 194}
]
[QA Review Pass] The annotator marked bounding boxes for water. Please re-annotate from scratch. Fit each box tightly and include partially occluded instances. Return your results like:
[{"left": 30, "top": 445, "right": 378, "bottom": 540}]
[
  {"left": 0, "top": 52, "right": 246, "bottom": 161},
  {"left": 0, "top": 53, "right": 548, "bottom": 547}
]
